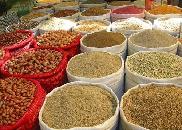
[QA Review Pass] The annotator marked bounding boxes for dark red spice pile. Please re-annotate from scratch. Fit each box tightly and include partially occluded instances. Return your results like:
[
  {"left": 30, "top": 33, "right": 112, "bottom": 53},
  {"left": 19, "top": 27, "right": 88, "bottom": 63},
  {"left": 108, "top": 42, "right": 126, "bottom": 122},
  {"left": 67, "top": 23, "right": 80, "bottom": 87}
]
[{"left": 112, "top": 5, "right": 144, "bottom": 14}]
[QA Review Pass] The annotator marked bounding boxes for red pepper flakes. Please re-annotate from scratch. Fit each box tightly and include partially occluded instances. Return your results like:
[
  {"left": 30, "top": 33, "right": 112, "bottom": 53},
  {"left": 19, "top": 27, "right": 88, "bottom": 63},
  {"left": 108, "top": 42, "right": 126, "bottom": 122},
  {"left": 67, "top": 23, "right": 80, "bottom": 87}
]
[{"left": 112, "top": 5, "right": 144, "bottom": 14}]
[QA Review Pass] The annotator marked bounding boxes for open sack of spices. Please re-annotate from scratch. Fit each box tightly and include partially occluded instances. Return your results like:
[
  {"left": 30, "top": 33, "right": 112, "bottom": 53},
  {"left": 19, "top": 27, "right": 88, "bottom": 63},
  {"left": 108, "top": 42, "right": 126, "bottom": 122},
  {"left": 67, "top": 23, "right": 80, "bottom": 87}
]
[
  {"left": 0, "top": 77, "right": 46, "bottom": 130},
  {"left": 73, "top": 20, "right": 111, "bottom": 35},
  {"left": 120, "top": 82, "right": 182, "bottom": 130},
  {"left": 111, "top": 17, "right": 152, "bottom": 37},
  {"left": 80, "top": 31, "right": 127, "bottom": 59},
  {"left": 39, "top": 81, "right": 119, "bottom": 130},
  {"left": 20, "top": 12, "right": 50, "bottom": 22},
  {"left": 125, "top": 51, "right": 182, "bottom": 90},
  {"left": 145, "top": 5, "right": 182, "bottom": 22},
  {"left": 36, "top": 30, "right": 81, "bottom": 58},
  {"left": 0, "top": 30, "right": 34, "bottom": 54},
  {"left": 53, "top": 2, "right": 79, "bottom": 11},
  {"left": 128, "top": 29, "right": 179, "bottom": 55},
  {"left": 1, "top": 48, "right": 68, "bottom": 92},
  {"left": 107, "top": 1, "right": 133, "bottom": 10},
  {"left": 79, "top": 7, "right": 111, "bottom": 21},
  {"left": 66, "top": 52, "right": 124, "bottom": 98}
]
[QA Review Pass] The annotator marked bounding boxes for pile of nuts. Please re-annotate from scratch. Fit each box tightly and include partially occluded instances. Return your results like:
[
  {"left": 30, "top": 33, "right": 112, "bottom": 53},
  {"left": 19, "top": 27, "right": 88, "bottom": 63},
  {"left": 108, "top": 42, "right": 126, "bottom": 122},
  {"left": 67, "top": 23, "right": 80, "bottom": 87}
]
[
  {"left": 52, "top": 10, "right": 78, "bottom": 17},
  {"left": 0, "top": 77, "right": 36, "bottom": 125},
  {"left": 81, "top": 7, "right": 110, "bottom": 16},
  {"left": 21, "top": 12, "right": 46, "bottom": 21},
  {"left": 68, "top": 52, "right": 121, "bottom": 78},
  {"left": 126, "top": 52, "right": 182, "bottom": 79},
  {"left": 36, "top": 30, "right": 79, "bottom": 47},
  {"left": 122, "top": 84, "right": 182, "bottom": 129},
  {"left": 5, "top": 49, "right": 62, "bottom": 75},
  {"left": 42, "top": 84, "right": 117, "bottom": 129},
  {"left": 0, "top": 31, "right": 30, "bottom": 47},
  {"left": 7, "top": 21, "right": 39, "bottom": 32}
]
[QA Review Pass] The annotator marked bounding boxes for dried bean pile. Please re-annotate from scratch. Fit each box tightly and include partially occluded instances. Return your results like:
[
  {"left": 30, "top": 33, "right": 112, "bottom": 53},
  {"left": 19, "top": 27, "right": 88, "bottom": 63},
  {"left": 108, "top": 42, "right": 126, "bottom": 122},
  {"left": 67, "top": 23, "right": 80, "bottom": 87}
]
[
  {"left": 36, "top": 30, "right": 79, "bottom": 47},
  {"left": 130, "top": 29, "right": 176, "bottom": 48},
  {"left": 127, "top": 52, "right": 182, "bottom": 79},
  {"left": 5, "top": 49, "right": 62, "bottom": 75},
  {"left": 83, "top": 31, "right": 126, "bottom": 48},
  {"left": 52, "top": 10, "right": 78, "bottom": 17},
  {"left": 122, "top": 84, "right": 182, "bottom": 129},
  {"left": 0, "top": 78, "right": 36, "bottom": 125},
  {"left": 42, "top": 84, "right": 117, "bottom": 129},
  {"left": 82, "top": 7, "right": 109, "bottom": 16},
  {"left": 7, "top": 21, "right": 39, "bottom": 32},
  {"left": 68, "top": 52, "right": 121, "bottom": 78},
  {"left": 21, "top": 12, "right": 46, "bottom": 21},
  {"left": 0, "top": 31, "right": 30, "bottom": 47}
]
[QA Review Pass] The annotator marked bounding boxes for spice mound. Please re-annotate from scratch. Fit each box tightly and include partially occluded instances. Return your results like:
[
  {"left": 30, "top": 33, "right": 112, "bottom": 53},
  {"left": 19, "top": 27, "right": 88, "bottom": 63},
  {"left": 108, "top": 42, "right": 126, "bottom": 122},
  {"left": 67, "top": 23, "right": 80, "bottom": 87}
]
[
  {"left": 112, "top": 5, "right": 144, "bottom": 14},
  {"left": 5, "top": 49, "right": 62, "bottom": 75},
  {"left": 148, "top": 5, "right": 182, "bottom": 15},
  {"left": 21, "top": 12, "right": 46, "bottom": 21},
  {"left": 68, "top": 52, "right": 121, "bottom": 78},
  {"left": 122, "top": 84, "right": 182, "bottom": 129},
  {"left": 109, "top": 1, "right": 132, "bottom": 6},
  {"left": 42, "top": 84, "right": 117, "bottom": 129},
  {"left": 81, "top": 7, "right": 110, "bottom": 16},
  {"left": 0, "top": 77, "right": 36, "bottom": 125},
  {"left": 83, "top": 31, "right": 126, "bottom": 48},
  {"left": 37, "top": 30, "right": 79, "bottom": 47},
  {"left": 0, "top": 31, "right": 30, "bottom": 48},
  {"left": 51, "top": 10, "right": 78, "bottom": 17},
  {"left": 130, "top": 29, "right": 177, "bottom": 48},
  {"left": 126, "top": 52, "right": 182, "bottom": 79}
]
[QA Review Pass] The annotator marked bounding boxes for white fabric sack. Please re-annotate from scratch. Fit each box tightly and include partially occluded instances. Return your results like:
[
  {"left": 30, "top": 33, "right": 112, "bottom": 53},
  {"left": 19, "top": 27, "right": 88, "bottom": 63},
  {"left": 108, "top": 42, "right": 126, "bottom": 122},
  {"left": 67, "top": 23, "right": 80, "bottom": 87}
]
[
  {"left": 120, "top": 82, "right": 182, "bottom": 130},
  {"left": 39, "top": 81, "right": 120, "bottom": 130},
  {"left": 66, "top": 53, "right": 125, "bottom": 99}
]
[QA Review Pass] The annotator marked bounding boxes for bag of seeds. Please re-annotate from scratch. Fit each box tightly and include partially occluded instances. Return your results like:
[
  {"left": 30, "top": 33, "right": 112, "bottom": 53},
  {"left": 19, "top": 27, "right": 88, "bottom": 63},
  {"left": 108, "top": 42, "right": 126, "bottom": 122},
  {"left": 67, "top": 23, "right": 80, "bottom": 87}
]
[
  {"left": 120, "top": 82, "right": 182, "bottom": 130},
  {"left": 66, "top": 52, "right": 125, "bottom": 99},
  {"left": 80, "top": 31, "right": 127, "bottom": 59},
  {"left": 1, "top": 48, "right": 68, "bottom": 92},
  {"left": 39, "top": 81, "right": 119, "bottom": 130},
  {"left": 128, "top": 29, "right": 179, "bottom": 55},
  {"left": 0, "top": 77, "right": 46, "bottom": 130},
  {"left": 125, "top": 51, "right": 182, "bottom": 91}
]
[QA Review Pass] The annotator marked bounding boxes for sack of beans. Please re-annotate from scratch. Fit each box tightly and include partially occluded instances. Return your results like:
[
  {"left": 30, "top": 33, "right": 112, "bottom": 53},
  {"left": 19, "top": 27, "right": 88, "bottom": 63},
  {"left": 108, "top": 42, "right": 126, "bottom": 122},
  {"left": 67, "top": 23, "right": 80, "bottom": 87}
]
[
  {"left": 73, "top": 20, "right": 111, "bottom": 35},
  {"left": 145, "top": 5, "right": 182, "bottom": 22},
  {"left": 51, "top": 9, "right": 80, "bottom": 21},
  {"left": 0, "top": 77, "right": 46, "bottom": 130},
  {"left": 20, "top": 12, "right": 50, "bottom": 22},
  {"left": 107, "top": 1, "right": 133, "bottom": 10},
  {"left": 125, "top": 51, "right": 182, "bottom": 91},
  {"left": 120, "top": 82, "right": 182, "bottom": 130},
  {"left": 39, "top": 81, "right": 119, "bottom": 130},
  {"left": 66, "top": 52, "right": 124, "bottom": 99},
  {"left": 0, "top": 30, "right": 34, "bottom": 53},
  {"left": 79, "top": 7, "right": 111, "bottom": 21},
  {"left": 36, "top": 30, "right": 81, "bottom": 58},
  {"left": 128, "top": 29, "right": 179, "bottom": 55},
  {"left": 53, "top": 2, "right": 79, "bottom": 11},
  {"left": 178, "top": 39, "right": 182, "bottom": 57},
  {"left": 111, "top": 17, "right": 152, "bottom": 37},
  {"left": 111, "top": 5, "right": 145, "bottom": 22},
  {"left": 1, "top": 48, "right": 68, "bottom": 92},
  {"left": 80, "top": 31, "right": 127, "bottom": 59}
]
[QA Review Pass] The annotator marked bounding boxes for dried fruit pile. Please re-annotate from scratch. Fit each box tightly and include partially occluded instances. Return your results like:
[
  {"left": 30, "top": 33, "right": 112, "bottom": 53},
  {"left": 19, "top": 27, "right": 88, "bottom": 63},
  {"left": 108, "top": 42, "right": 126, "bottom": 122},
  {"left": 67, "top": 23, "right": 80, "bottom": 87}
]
[
  {"left": 5, "top": 49, "right": 62, "bottom": 75},
  {"left": 36, "top": 30, "right": 79, "bottom": 47},
  {"left": 122, "top": 84, "right": 182, "bottom": 129},
  {"left": 0, "top": 78, "right": 36, "bottom": 125},
  {"left": 42, "top": 84, "right": 117, "bottom": 129}
]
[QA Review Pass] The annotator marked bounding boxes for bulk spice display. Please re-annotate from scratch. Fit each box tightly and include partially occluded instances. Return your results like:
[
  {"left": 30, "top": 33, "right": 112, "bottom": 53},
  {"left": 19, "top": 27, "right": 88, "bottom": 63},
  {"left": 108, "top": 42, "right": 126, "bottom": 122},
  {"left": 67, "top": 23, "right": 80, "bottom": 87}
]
[
  {"left": 51, "top": 10, "right": 79, "bottom": 17},
  {"left": 112, "top": 5, "right": 144, "bottom": 14},
  {"left": 81, "top": 7, "right": 110, "bottom": 16},
  {"left": 20, "top": 12, "right": 47, "bottom": 21},
  {"left": 109, "top": 1, "right": 132, "bottom": 6}
]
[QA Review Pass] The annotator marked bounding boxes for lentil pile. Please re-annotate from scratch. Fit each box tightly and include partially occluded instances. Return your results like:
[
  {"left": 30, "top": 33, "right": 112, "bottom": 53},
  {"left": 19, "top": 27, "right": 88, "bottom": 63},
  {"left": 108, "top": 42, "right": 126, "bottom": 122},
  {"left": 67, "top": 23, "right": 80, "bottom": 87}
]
[
  {"left": 42, "top": 84, "right": 117, "bottom": 129},
  {"left": 122, "top": 84, "right": 182, "bottom": 129},
  {"left": 21, "top": 12, "right": 46, "bottom": 21},
  {"left": 0, "top": 78, "right": 36, "bottom": 125},
  {"left": 51, "top": 10, "right": 78, "bottom": 17},
  {"left": 83, "top": 31, "right": 126, "bottom": 48},
  {"left": 36, "top": 30, "right": 79, "bottom": 47},
  {"left": 7, "top": 21, "right": 39, "bottom": 32},
  {"left": 68, "top": 52, "right": 121, "bottom": 78},
  {"left": 81, "top": 7, "right": 110, "bottom": 16},
  {"left": 0, "top": 31, "right": 30, "bottom": 48},
  {"left": 112, "top": 5, "right": 144, "bottom": 14},
  {"left": 130, "top": 29, "right": 176, "bottom": 48},
  {"left": 148, "top": 5, "right": 182, "bottom": 15},
  {"left": 5, "top": 49, "right": 62, "bottom": 75},
  {"left": 126, "top": 52, "right": 182, "bottom": 79}
]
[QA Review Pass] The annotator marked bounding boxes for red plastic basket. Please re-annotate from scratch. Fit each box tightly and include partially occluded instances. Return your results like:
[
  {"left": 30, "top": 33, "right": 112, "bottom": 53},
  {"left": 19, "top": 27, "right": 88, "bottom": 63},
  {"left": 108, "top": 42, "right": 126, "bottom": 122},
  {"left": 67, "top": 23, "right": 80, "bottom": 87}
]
[{"left": 0, "top": 78, "right": 46, "bottom": 130}]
